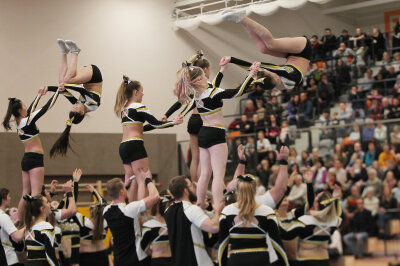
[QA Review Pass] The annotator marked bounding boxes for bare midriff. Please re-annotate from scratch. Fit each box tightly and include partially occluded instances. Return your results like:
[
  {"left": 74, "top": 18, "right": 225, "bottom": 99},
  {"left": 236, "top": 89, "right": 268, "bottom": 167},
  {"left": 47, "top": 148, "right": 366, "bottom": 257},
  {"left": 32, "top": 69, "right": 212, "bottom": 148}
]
[
  {"left": 297, "top": 241, "right": 329, "bottom": 260},
  {"left": 151, "top": 243, "right": 171, "bottom": 259},
  {"left": 79, "top": 239, "right": 106, "bottom": 253},
  {"left": 286, "top": 57, "right": 310, "bottom": 77},
  {"left": 200, "top": 111, "right": 224, "bottom": 128},
  {"left": 83, "top": 83, "right": 102, "bottom": 96},
  {"left": 122, "top": 124, "right": 143, "bottom": 142},
  {"left": 23, "top": 137, "right": 44, "bottom": 154}
]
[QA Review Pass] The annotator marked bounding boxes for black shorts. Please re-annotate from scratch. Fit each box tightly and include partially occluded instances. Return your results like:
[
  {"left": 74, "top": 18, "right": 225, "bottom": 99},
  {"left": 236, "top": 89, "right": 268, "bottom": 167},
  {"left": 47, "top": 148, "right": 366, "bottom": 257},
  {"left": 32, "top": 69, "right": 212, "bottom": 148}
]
[
  {"left": 151, "top": 257, "right": 172, "bottom": 266},
  {"left": 79, "top": 250, "right": 109, "bottom": 266},
  {"left": 21, "top": 152, "right": 44, "bottom": 172},
  {"left": 297, "top": 259, "right": 329, "bottom": 266},
  {"left": 88, "top": 64, "right": 103, "bottom": 83},
  {"left": 198, "top": 126, "right": 226, "bottom": 149},
  {"left": 286, "top": 37, "right": 312, "bottom": 61},
  {"left": 70, "top": 236, "right": 80, "bottom": 264},
  {"left": 228, "top": 252, "right": 268, "bottom": 266},
  {"left": 119, "top": 139, "right": 148, "bottom": 164},
  {"left": 260, "top": 63, "right": 303, "bottom": 89},
  {"left": 187, "top": 114, "right": 203, "bottom": 135}
]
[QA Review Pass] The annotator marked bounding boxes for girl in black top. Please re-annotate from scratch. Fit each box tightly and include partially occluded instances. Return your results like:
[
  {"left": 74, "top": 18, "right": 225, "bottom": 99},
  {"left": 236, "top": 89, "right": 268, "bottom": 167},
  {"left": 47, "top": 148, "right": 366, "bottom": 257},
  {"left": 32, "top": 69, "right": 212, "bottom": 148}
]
[
  {"left": 2, "top": 86, "right": 60, "bottom": 221},
  {"left": 50, "top": 39, "right": 103, "bottom": 157}
]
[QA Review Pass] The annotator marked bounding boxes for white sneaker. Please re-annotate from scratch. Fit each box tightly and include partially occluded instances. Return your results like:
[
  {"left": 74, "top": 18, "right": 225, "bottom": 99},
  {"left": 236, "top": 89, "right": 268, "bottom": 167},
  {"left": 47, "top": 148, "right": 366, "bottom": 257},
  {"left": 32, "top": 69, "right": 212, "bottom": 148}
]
[
  {"left": 221, "top": 9, "right": 246, "bottom": 23},
  {"left": 57, "top": 39, "right": 69, "bottom": 54},
  {"left": 65, "top": 40, "right": 81, "bottom": 54}
]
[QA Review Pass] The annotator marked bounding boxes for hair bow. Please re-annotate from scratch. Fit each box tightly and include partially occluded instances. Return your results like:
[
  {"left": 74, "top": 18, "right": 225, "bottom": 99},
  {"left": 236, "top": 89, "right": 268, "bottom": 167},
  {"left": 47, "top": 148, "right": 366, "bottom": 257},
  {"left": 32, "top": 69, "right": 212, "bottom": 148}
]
[
  {"left": 196, "top": 50, "right": 204, "bottom": 59},
  {"left": 123, "top": 75, "right": 132, "bottom": 85},
  {"left": 237, "top": 175, "right": 255, "bottom": 183},
  {"left": 66, "top": 116, "right": 75, "bottom": 126},
  {"left": 161, "top": 195, "right": 173, "bottom": 203},
  {"left": 23, "top": 194, "right": 35, "bottom": 202},
  {"left": 319, "top": 198, "right": 336, "bottom": 209}
]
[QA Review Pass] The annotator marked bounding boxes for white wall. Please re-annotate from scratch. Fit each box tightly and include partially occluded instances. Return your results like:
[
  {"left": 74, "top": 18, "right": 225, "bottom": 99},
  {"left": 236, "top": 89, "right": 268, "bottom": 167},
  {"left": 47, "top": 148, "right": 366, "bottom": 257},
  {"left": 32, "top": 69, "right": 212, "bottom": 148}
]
[{"left": 0, "top": 0, "right": 359, "bottom": 142}]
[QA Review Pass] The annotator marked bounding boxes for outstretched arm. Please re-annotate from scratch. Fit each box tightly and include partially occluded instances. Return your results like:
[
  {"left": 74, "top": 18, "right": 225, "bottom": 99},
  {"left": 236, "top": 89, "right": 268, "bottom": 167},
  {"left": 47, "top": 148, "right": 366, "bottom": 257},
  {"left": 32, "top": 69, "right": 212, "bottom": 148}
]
[
  {"left": 27, "top": 87, "right": 60, "bottom": 125},
  {"left": 47, "top": 86, "right": 78, "bottom": 105},
  {"left": 269, "top": 146, "right": 289, "bottom": 205},
  {"left": 140, "top": 106, "right": 183, "bottom": 131},
  {"left": 86, "top": 184, "right": 107, "bottom": 205},
  {"left": 226, "top": 144, "right": 246, "bottom": 192}
]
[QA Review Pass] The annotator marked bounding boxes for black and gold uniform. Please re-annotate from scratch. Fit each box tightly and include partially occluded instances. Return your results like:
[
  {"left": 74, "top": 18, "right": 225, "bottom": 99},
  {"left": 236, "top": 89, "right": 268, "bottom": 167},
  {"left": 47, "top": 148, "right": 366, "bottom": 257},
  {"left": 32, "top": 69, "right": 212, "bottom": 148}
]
[
  {"left": 74, "top": 189, "right": 109, "bottom": 266},
  {"left": 280, "top": 200, "right": 342, "bottom": 266},
  {"left": 47, "top": 84, "right": 101, "bottom": 112},
  {"left": 0, "top": 209, "right": 21, "bottom": 266},
  {"left": 141, "top": 219, "right": 171, "bottom": 266},
  {"left": 218, "top": 204, "right": 289, "bottom": 266},
  {"left": 164, "top": 73, "right": 223, "bottom": 135},
  {"left": 119, "top": 102, "right": 175, "bottom": 164},
  {"left": 25, "top": 221, "right": 58, "bottom": 266},
  {"left": 181, "top": 73, "right": 254, "bottom": 148},
  {"left": 17, "top": 90, "right": 60, "bottom": 171}
]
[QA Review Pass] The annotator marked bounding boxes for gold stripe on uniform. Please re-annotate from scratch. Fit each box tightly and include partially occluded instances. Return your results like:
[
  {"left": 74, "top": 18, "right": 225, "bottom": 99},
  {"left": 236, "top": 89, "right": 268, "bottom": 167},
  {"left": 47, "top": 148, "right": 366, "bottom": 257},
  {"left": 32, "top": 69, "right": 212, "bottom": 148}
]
[
  {"left": 199, "top": 108, "right": 222, "bottom": 116},
  {"left": 121, "top": 137, "right": 143, "bottom": 143},
  {"left": 230, "top": 247, "right": 268, "bottom": 254},
  {"left": 210, "top": 87, "right": 220, "bottom": 98},
  {"left": 193, "top": 242, "right": 205, "bottom": 249}
]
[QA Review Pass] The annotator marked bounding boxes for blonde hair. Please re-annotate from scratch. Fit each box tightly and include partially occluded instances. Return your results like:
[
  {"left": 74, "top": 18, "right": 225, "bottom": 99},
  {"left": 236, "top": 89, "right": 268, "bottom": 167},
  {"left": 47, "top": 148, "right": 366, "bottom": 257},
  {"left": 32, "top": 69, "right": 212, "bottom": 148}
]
[
  {"left": 310, "top": 192, "right": 337, "bottom": 223},
  {"left": 114, "top": 75, "right": 141, "bottom": 116},
  {"left": 175, "top": 65, "right": 204, "bottom": 104},
  {"left": 236, "top": 175, "right": 257, "bottom": 222}
]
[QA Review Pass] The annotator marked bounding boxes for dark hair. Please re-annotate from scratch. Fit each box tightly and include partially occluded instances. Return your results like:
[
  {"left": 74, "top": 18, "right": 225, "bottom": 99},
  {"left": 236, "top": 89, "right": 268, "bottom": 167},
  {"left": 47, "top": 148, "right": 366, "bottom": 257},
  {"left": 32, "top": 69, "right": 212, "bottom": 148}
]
[
  {"left": 107, "top": 178, "right": 124, "bottom": 199},
  {"left": 189, "top": 50, "right": 210, "bottom": 70},
  {"left": 50, "top": 111, "right": 85, "bottom": 158},
  {"left": 90, "top": 203, "right": 105, "bottom": 242},
  {"left": 151, "top": 190, "right": 173, "bottom": 217},
  {"left": 169, "top": 176, "right": 189, "bottom": 199},
  {"left": 23, "top": 195, "right": 45, "bottom": 230},
  {"left": 3, "top": 98, "right": 22, "bottom": 130},
  {"left": 114, "top": 75, "right": 141, "bottom": 116},
  {"left": 342, "top": 29, "right": 348, "bottom": 33},
  {"left": 325, "top": 28, "right": 331, "bottom": 31},
  {"left": 0, "top": 188, "right": 10, "bottom": 205}
]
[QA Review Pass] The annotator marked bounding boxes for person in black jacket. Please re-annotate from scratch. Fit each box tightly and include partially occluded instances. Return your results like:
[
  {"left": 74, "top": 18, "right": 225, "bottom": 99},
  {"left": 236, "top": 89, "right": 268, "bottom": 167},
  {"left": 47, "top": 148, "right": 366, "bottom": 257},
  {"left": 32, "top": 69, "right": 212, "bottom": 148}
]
[
  {"left": 343, "top": 198, "right": 372, "bottom": 258},
  {"left": 320, "top": 28, "right": 338, "bottom": 58}
]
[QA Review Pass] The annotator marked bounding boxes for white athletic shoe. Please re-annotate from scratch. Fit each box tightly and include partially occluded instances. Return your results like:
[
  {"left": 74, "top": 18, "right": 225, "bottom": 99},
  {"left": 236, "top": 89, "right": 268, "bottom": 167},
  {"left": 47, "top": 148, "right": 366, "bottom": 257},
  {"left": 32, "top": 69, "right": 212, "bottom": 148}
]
[
  {"left": 65, "top": 40, "right": 81, "bottom": 54},
  {"left": 221, "top": 9, "right": 246, "bottom": 23},
  {"left": 57, "top": 39, "right": 69, "bottom": 54}
]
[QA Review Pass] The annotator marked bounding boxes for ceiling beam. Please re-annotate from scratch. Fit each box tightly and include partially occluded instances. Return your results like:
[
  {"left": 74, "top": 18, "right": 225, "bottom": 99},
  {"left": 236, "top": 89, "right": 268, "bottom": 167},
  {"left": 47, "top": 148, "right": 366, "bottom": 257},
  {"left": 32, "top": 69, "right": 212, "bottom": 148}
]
[
  {"left": 322, "top": 0, "right": 400, "bottom": 15},
  {"left": 174, "top": 0, "right": 207, "bottom": 8}
]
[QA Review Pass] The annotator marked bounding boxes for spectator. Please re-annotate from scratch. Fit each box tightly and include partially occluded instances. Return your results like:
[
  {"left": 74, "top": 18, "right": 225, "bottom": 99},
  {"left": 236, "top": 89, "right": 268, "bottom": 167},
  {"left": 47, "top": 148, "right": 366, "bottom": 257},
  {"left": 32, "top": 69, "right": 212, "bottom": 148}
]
[
  {"left": 374, "top": 72, "right": 386, "bottom": 95},
  {"left": 313, "top": 157, "right": 328, "bottom": 191},
  {"left": 384, "top": 171, "right": 397, "bottom": 191},
  {"left": 343, "top": 199, "right": 372, "bottom": 259},
  {"left": 381, "top": 51, "right": 392, "bottom": 67},
  {"left": 337, "top": 102, "right": 354, "bottom": 124},
  {"left": 392, "top": 52, "right": 400, "bottom": 70},
  {"left": 255, "top": 99, "right": 266, "bottom": 120},
  {"left": 257, "top": 159, "right": 271, "bottom": 189},
  {"left": 360, "top": 68, "right": 374, "bottom": 92},
  {"left": 311, "top": 34, "right": 323, "bottom": 60},
  {"left": 243, "top": 99, "right": 257, "bottom": 118},
  {"left": 333, "top": 42, "right": 355, "bottom": 64},
  {"left": 252, "top": 113, "right": 264, "bottom": 132},
  {"left": 364, "top": 186, "right": 380, "bottom": 217},
  {"left": 348, "top": 85, "right": 365, "bottom": 117},
  {"left": 279, "top": 120, "right": 290, "bottom": 147},
  {"left": 287, "top": 93, "right": 300, "bottom": 126},
  {"left": 362, "top": 119, "right": 375, "bottom": 146},
  {"left": 256, "top": 130, "right": 271, "bottom": 162},
  {"left": 392, "top": 180, "right": 400, "bottom": 203},
  {"left": 393, "top": 17, "right": 400, "bottom": 54},
  {"left": 266, "top": 114, "right": 280, "bottom": 148},
  {"left": 348, "top": 142, "right": 365, "bottom": 167},
  {"left": 236, "top": 115, "right": 253, "bottom": 134},
  {"left": 265, "top": 96, "right": 283, "bottom": 118},
  {"left": 371, "top": 27, "right": 386, "bottom": 61},
  {"left": 385, "top": 66, "right": 398, "bottom": 90},
  {"left": 365, "top": 141, "right": 379, "bottom": 167},
  {"left": 333, "top": 143, "right": 348, "bottom": 165},
  {"left": 317, "top": 74, "right": 335, "bottom": 113},
  {"left": 288, "top": 147, "right": 300, "bottom": 166},
  {"left": 348, "top": 124, "right": 361, "bottom": 143},
  {"left": 378, "top": 144, "right": 395, "bottom": 170},
  {"left": 267, "top": 165, "right": 280, "bottom": 189},
  {"left": 247, "top": 84, "right": 265, "bottom": 106},
  {"left": 334, "top": 59, "right": 351, "bottom": 97},
  {"left": 365, "top": 168, "right": 382, "bottom": 198},
  {"left": 381, "top": 97, "right": 395, "bottom": 119},
  {"left": 368, "top": 99, "right": 382, "bottom": 120},
  {"left": 320, "top": 28, "right": 337, "bottom": 58},
  {"left": 318, "top": 109, "right": 334, "bottom": 140},
  {"left": 311, "top": 147, "right": 320, "bottom": 166},
  {"left": 347, "top": 158, "right": 368, "bottom": 188},
  {"left": 391, "top": 126, "right": 400, "bottom": 149},
  {"left": 244, "top": 136, "right": 256, "bottom": 171},
  {"left": 299, "top": 150, "right": 312, "bottom": 169},
  {"left": 354, "top": 46, "right": 366, "bottom": 78},
  {"left": 287, "top": 173, "right": 307, "bottom": 208},
  {"left": 392, "top": 154, "right": 400, "bottom": 181},
  {"left": 337, "top": 29, "right": 351, "bottom": 50},
  {"left": 349, "top": 28, "right": 367, "bottom": 49},
  {"left": 378, "top": 185, "right": 398, "bottom": 236},
  {"left": 345, "top": 185, "right": 362, "bottom": 214},
  {"left": 329, "top": 160, "right": 347, "bottom": 189},
  {"left": 374, "top": 122, "right": 387, "bottom": 145},
  {"left": 297, "top": 92, "right": 313, "bottom": 128}
]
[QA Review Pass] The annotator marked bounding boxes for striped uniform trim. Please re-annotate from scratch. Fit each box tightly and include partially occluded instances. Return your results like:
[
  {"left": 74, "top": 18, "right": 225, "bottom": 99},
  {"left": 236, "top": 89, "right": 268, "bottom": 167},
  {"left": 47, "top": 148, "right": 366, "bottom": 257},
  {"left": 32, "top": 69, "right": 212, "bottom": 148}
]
[
  {"left": 230, "top": 234, "right": 265, "bottom": 239},
  {"left": 230, "top": 247, "right": 268, "bottom": 254},
  {"left": 150, "top": 240, "right": 170, "bottom": 246},
  {"left": 121, "top": 137, "right": 144, "bottom": 143},
  {"left": 271, "top": 239, "right": 289, "bottom": 266},
  {"left": 21, "top": 134, "right": 40, "bottom": 142},
  {"left": 199, "top": 108, "right": 222, "bottom": 116},
  {"left": 202, "top": 124, "right": 225, "bottom": 130},
  {"left": 122, "top": 122, "right": 143, "bottom": 126},
  {"left": 233, "top": 75, "right": 253, "bottom": 98},
  {"left": 27, "top": 246, "right": 45, "bottom": 251},
  {"left": 296, "top": 255, "right": 329, "bottom": 260},
  {"left": 286, "top": 63, "right": 306, "bottom": 77},
  {"left": 193, "top": 242, "right": 205, "bottom": 249}
]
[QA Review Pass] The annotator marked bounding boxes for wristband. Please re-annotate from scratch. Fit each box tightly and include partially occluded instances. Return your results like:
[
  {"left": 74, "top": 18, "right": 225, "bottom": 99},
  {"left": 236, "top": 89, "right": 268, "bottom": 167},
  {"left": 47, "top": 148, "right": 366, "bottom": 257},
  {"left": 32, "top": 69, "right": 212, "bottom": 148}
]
[
  {"left": 145, "top": 178, "right": 152, "bottom": 185},
  {"left": 66, "top": 192, "right": 73, "bottom": 198},
  {"left": 239, "top": 159, "right": 247, "bottom": 165},
  {"left": 279, "top": 159, "right": 288, "bottom": 165},
  {"left": 50, "top": 192, "right": 57, "bottom": 198}
]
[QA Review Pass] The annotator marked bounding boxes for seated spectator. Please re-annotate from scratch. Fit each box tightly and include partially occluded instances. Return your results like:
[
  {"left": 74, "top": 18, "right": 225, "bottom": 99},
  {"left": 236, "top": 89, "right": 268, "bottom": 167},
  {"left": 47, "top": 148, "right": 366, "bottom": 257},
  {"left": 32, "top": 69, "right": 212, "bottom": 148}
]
[
  {"left": 311, "top": 147, "right": 320, "bottom": 166},
  {"left": 267, "top": 165, "right": 280, "bottom": 189},
  {"left": 343, "top": 199, "right": 372, "bottom": 259},
  {"left": 348, "top": 85, "right": 365, "bottom": 117},
  {"left": 381, "top": 51, "right": 392, "bottom": 67},
  {"left": 364, "top": 141, "right": 379, "bottom": 167},
  {"left": 312, "top": 157, "right": 327, "bottom": 192},
  {"left": 392, "top": 154, "right": 400, "bottom": 181},
  {"left": 255, "top": 99, "right": 266, "bottom": 120},
  {"left": 338, "top": 29, "right": 351, "bottom": 48},
  {"left": 385, "top": 66, "right": 398, "bottom": 91},
  {"left": 391, "top": 125, "right": 400, "bottom": 148},
  {"left": 329, "top": 160, "right": 348, "bottom": 189},
  {"left": 347, "top": 142, "right": 365, "bottom": 168},
  {"left": 235, "top": 114, "right": 253, "bottom": 134},
  {"left": 365, "top": 168, "right": 382, "bottom": 198},
  {"left": 287, "top": 94, "right": 300, "bottom": 126},
  {"left": 288, "top": 147, "right": 300, "bottom": 166},
  {"left": 392, "top": 180, "right": 400, "bottom": 203},
  {"left": 297, "top": 92, "right": 313, "bottom": 128},
  {"left": 378, "top": 185, "right": 398, "bottom": 236},
  {"left": 244, "top": 136, "right": 256, "bottom": 171},
  {"left": 243, "top": 99, "right": 257, "bottom": 118},
  {"left": 333, "top": 42, "right": 355, "bottom": 63},
  {"left": 345, "top": 185, "right": 362, "bottom": 214},
  {"left": 364, "top": 186, "right": 380, "bottom": 217},
  {"left": 278, "top": 120, "right": 290, "bottom": 147},
  {"left": 256, "top": 130, "right": 271, "bottom": 162},
  {"left": 371, "top": 27, "right": 386, "bottom": 61},
  {"left": 320, "top": 27, "right": 337, "bottom": 58},
  {"left": 287, "top": 173, "right": 307, "bottom": 208},
  {"left": 311, "top": 34, "right": 323, "bottom": 60},
  {"left": 252, "top": 113, "right": 264, "bottom": 132},
  {"left": 368, "top": 99, "right": 382, "bottom": 120},
  {"left": 347, "top": 158, "right": 368, "bottom": 188},
  {"left": 317, "top": 74, "right": 335, "bottom": 113},
  {"left": 383, "top": 170, "right": 397, "bottom": 191},
  {"left": 299, "top": 150, "right": 312, "bottom": 169},
  {"left": 318, "top": 110, "right": 334, "bottom": 140},
  {"left": 360, "top": 68, "right": 374, "bottom": 92},
  {"left": 247, "top": 84, "right": 264, "bottom": 106},
  {"left": 333, "top": 143, "right": 348, "bottom": 165},
  {"left": 391, "top": 97, "right": 400, "bottom": 118},
  {"left": 362, "top": 119, "right": 375, "bottom": 146},
  {"left": 381, "top": 97, "right": 395, "bottom": 119},
  {"left": 266, "top": 114, "right": 280, "bottom": 148},
  {"left": 337, "top": 102, "right": 354, "bottom": 124},
  {"left": 349, "top": 28, "right": 367, "bottom": 49},
  {"left": 348, "top": 124, "right": 361, "bottom": 143},
  {"left": 257, "top": 159, "right": 271, "bottom": 189},
  {"left": 266, "top": 150, "right": 277, "bottom": 167},
  {"left": 265, "top": 96, "right": 283, "bottom": 118},
  {"left": 374, "top": 122, "right": 387, "bottom": 145},
  {"left": 373, "top": 72, "right": 386, "bottom": 95},
  {"left": 378, "top": 144, "right": 395, "bottom": 171},
  {"left": 392, "top": 52, "right": 400, "bottom": 70}
]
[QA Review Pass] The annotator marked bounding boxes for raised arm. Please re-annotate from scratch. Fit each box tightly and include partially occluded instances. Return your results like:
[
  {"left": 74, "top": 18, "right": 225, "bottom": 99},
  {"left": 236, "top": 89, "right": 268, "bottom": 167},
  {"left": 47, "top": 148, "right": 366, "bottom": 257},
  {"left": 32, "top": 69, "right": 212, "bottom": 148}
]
[
  {"left": 269, "top": 146, "right": 289, "bottom": 205},
  {"left": 47, "top": 85, "right": 78, "bottom": 105},
  {"left": 226, "top": 144, "right": 246, "bottom": 192},
  {"left": 56, "top": 180, "right": 77, "bottom": 220},
  {"left": 86, "top": 184, "right": 107, "bottom": 205},
  {"left": 26, "top": 87, "right": 60, "bottom": 125},
  {"left": 142, "top": 177, "right": 160, "bottom": 209}
]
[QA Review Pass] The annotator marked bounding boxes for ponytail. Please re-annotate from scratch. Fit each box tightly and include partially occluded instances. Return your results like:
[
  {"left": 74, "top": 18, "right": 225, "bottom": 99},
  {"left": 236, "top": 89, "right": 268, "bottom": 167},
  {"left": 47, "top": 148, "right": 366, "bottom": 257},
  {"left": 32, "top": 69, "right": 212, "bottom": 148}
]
[
  {"left": 174, "top": 62, "right": 204, "bottom": 104},
  {"left": 50, "top": 112, "right": 85, "bottom": 158},
  {"left": 236, "top": 175, "right": 257, "bottom": 222},
  {"left": 114, "top": 75, "right": 141, "bottom": 116},
  {"left": 310, "top": 192, "right": 337, "bottom": 223},
  {"left": 23, "top": 194, "right": 44, "bottom": 230},
  {"left": 188, "top": 50, "right": 210, "bottom": 69},
  {"left": 90, "top": 204, "right": 105, "bottom": 242},
  {"left": 3, "top": 98, "right": 22, "bottom": 130}
]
